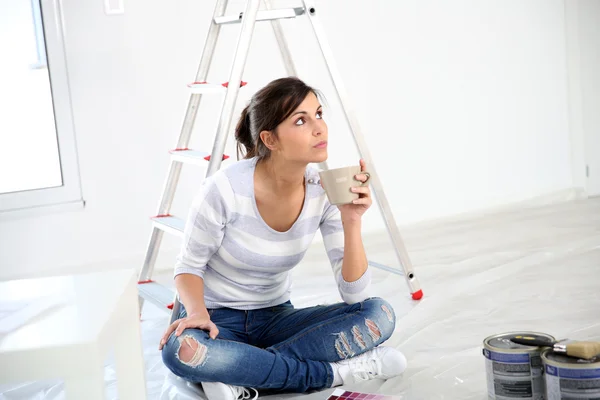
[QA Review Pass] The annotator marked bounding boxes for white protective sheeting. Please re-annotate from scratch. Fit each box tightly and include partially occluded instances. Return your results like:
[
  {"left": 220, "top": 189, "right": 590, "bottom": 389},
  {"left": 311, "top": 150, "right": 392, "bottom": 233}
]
[{"left": 1, "top": 197, "right": 599, "bottom": 399}]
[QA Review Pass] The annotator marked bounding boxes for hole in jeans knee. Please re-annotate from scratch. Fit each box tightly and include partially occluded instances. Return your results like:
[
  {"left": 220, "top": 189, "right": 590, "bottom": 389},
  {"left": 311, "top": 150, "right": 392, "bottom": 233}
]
[
  {"left": 381, "top": 304, "right": 394, "bottom": 322},
  {"left": 352, "top": 325, "right": 367, "bottom": 350},
  {"left": 177, "top": 335, "right": 207, "bottom": 367},
  {"left": 334, "top": 331, "right": 355, "bottom": 359},
  {"left": 365, "top": 319, "right": 381, "bottom": 342}
]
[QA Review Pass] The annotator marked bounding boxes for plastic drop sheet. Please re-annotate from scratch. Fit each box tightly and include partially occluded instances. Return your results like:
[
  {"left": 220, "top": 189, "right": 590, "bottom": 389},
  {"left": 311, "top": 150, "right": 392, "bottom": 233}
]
[{"left": 1, "top": 198, "right": 599, "bottom": 399}]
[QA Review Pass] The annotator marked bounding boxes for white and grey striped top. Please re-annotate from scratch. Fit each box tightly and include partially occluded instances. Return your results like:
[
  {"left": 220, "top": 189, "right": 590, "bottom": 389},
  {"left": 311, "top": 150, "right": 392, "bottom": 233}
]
[{"left": 174, "top": 157, "right": 371, "bottom": 310}]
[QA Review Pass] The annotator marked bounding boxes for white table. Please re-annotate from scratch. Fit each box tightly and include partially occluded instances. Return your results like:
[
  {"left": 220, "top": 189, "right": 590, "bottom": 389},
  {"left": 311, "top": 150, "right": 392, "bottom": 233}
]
[{"left": 0, "top": 268, "right": 147, "bottom": 400}]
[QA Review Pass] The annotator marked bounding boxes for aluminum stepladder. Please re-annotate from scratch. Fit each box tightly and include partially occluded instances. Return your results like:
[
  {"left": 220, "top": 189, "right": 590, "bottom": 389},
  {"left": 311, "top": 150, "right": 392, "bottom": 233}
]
[{"left": 137, "top": 0, "right": 423, "bottom": 323}]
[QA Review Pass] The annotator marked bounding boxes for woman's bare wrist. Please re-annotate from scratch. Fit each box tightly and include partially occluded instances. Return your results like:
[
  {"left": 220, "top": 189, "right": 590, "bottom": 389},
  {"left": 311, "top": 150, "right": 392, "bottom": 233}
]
[{"left": 187, "top": 307, "right": 210, "bottom": 318}]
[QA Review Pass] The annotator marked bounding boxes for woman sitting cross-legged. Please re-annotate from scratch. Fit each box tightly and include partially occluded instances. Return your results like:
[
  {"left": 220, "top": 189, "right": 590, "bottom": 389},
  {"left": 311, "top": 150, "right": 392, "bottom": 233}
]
[{"left": 159, "top": 77, "right": 407, "bottom": 400}]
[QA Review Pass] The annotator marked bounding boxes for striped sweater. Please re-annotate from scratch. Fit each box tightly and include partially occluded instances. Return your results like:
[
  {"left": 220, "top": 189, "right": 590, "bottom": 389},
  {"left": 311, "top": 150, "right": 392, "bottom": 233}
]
[{"left": 174, "top": 157, "right": 371, "bottom": 310}]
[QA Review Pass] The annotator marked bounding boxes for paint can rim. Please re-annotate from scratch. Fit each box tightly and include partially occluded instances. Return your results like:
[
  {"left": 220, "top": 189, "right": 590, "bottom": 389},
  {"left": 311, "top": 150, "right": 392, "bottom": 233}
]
[
  {"left": 484, "top": 331, "right": 556, "bottom": 354},
  {"left": 542, "top": 348, "right": 600, "bottom": 368}
]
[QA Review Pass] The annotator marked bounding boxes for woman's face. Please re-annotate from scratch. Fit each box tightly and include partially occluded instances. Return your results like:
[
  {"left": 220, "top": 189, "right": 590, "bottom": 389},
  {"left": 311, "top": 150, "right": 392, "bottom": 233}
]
[{"left": 270, "top": 92, "right": 328, "bottom": 164}]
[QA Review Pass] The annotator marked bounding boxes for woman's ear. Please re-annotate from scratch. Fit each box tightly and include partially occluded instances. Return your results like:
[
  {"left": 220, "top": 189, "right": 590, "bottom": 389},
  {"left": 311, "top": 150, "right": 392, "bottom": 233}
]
[{"left": 259, "top": 130, "right": 278, "bottom": 151}]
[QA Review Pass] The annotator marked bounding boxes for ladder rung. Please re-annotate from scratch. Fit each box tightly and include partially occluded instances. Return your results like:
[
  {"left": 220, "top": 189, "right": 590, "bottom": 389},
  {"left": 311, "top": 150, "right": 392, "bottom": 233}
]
[
  {"left": 214, "top": 7, "right": 304, "bottom": 25},
  {"left": 169, "top": 149, "right": 210, "bottom": 166},
  {"left": 151, "top": 215, "right": 185, "bottom": 237},
  {"left": 138, "top": 281, "right": 175, "bottom": 311},
  {"left": 368, "top": 261, "right": 404, "bottom": 276}
]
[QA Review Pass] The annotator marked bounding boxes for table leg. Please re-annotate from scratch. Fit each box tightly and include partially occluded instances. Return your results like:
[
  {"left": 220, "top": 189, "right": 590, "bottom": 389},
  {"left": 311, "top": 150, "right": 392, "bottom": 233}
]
[
  {"left": 65, "top": 363, "right": 105, "bottom": 400},
  {"left": 114, "top": 283, "right": 147, "bottom": 399}
]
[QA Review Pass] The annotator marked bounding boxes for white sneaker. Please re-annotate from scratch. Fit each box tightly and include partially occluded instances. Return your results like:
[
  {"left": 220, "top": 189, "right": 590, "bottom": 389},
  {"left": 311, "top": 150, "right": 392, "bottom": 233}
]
[
  {"left": 201, "top": 381, "right": 258, "bottom": 400},
  {"left": 336, "top": 346, "right": 407, "bottom": 384}
]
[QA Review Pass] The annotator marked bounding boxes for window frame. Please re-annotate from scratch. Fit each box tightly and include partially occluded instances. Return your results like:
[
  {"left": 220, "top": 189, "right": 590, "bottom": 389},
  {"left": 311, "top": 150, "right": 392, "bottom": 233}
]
[{"left": 0, "top": 0, "right": 83, "bottom": 215}]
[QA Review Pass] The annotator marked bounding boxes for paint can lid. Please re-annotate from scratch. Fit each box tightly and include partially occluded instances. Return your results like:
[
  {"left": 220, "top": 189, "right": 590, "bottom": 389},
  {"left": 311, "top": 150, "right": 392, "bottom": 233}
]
[
  {"left": 543, "top": 349, "right": 600, "bottom": 366},
  {"left": 485, "top": 332, "right": 555, "bottom": 352}
]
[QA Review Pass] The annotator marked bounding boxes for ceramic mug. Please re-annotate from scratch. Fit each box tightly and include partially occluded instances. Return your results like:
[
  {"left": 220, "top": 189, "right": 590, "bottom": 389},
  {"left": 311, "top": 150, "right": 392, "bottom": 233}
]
[{"left": 318, "top": 166, "right": 371, "bottom": 205}]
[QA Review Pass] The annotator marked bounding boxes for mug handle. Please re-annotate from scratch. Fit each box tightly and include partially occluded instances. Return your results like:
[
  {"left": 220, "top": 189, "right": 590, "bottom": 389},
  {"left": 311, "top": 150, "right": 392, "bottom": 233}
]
[{"left": 359, "top": 171, "right": 371, "bottom": 186}]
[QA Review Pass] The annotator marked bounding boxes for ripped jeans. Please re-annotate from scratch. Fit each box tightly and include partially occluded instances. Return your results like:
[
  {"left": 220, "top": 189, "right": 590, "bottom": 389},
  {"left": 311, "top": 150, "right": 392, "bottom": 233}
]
[{"left": 161, "top": 297, "right": 396, "bottom": 393}]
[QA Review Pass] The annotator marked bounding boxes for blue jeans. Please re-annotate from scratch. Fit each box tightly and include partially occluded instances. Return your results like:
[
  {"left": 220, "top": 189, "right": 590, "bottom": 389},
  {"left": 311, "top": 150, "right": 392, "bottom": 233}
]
[{"left": 161, "top": 297, "right": 397, "bottom": 393}]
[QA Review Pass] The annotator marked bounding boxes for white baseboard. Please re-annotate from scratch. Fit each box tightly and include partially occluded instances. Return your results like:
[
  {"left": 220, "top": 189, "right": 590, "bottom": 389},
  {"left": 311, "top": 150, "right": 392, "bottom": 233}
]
[
  {"left": 308, "top": 186, "right": 588, "bottom": 251},
  {"left": 408, "top": 186, "right": 587, "bottom": 228},
  {"left": 4, "top": 187, "right": 587, "bottom": 281}
]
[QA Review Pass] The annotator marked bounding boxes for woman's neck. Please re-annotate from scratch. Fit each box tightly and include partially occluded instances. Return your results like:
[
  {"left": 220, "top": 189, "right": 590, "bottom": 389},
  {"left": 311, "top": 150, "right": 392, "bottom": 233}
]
[{"left": 256, "top": 156, "right": 306, "bottom": 195}]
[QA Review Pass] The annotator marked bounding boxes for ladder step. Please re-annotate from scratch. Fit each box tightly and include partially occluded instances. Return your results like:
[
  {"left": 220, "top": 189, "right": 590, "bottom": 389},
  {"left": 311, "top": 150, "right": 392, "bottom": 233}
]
[
  {"left": 187, "top": 82, "right": 226, "bottom": 94},
  {"left": 170, "top": 149, "right": 230, "bottom": 166},
  {"left": 169, "top": 149, "right": 210, "bottom": 166},
  {"left": 187, "top": 81, "right": 247, "bottom": 94},
  {"left": 214, "top": 7, "right": 304, "bottom": 25},
  {"left": 138, "top": 281, "right": 175, "bottom": 311},
  {"left": 151, "top": 215, "right": 185, "bottom": 237}
]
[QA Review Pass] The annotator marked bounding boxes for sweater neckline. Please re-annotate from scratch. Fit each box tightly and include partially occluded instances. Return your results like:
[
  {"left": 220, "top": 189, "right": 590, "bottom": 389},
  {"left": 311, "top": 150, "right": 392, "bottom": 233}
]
[{"left": 249, "top": 157, "right": 310, "bottom": 235}]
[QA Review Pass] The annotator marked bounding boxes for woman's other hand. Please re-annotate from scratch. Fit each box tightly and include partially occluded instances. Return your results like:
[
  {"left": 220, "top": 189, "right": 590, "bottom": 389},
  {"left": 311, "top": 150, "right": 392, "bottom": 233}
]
[{"left": 158, "top": 312, "right": 219, "bottom": 350}]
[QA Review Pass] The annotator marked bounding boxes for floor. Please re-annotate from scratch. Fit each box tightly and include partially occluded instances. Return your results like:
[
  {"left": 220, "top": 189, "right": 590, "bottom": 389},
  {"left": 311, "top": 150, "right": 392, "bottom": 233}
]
[{"left": 1, "top": 197, "right": 599, "bottom": 399}]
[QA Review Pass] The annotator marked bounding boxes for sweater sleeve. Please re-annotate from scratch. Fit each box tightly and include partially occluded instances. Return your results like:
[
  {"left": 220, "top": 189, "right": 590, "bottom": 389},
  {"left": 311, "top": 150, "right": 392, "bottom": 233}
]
[
  {"left": 173, "top": 175, "right": 232, "bottom": 279},
  {"left": 319, "top": 201, "right": 372, "bottom": 304}
]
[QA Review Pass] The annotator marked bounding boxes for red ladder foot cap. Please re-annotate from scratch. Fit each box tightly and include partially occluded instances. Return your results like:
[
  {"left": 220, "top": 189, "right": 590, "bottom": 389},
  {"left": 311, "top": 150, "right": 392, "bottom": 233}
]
[{"left": 412, "top": 290, "right": 423, "bottom": 300}]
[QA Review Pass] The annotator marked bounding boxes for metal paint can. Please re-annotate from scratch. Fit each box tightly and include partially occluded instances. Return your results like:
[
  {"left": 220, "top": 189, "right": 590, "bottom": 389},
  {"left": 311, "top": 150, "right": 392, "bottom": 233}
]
[
  {"left": 484, "top": 332, "right": 556, "bottom": 400},
  {"left": 542, "top": 348, "right": 600, "bottom": 400}
]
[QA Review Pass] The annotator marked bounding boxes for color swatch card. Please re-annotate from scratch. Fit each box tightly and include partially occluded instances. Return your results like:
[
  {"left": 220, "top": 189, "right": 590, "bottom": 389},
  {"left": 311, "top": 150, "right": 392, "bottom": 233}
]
[{"left": 326, "top": 389, "right": 402, "bottom": 399}]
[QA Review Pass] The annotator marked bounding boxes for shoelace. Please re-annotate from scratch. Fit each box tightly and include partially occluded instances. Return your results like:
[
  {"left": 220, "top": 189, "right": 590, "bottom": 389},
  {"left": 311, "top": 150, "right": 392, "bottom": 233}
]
[
  {"left": 348, "top": 358, "right": 383, "bottom": 382},
  {"left": 234, "top": 386, "right": 258, "bottom": 400}
]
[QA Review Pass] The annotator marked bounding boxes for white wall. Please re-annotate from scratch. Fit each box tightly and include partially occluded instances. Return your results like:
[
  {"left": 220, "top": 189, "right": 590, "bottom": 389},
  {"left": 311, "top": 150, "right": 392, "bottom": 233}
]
[
  {"left": 0, "top": 0, "right": 575, "bottom": 280},
  {"left": 565, "top": 0, "right": 600, "bottom": 196}
]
